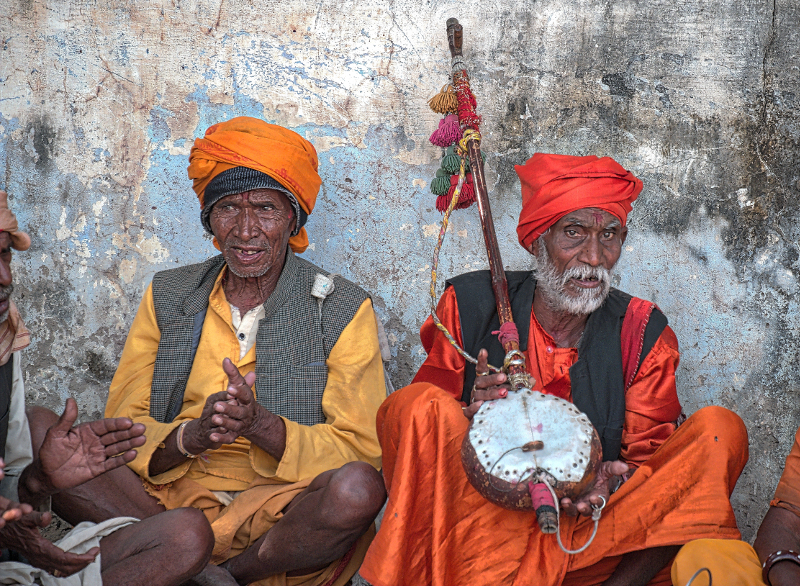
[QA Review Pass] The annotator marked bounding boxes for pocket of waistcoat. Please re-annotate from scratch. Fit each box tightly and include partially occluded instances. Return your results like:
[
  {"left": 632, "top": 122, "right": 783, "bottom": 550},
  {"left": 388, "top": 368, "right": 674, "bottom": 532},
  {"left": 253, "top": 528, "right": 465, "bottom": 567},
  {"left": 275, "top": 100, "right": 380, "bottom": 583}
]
[{"left": 289, "top": 363, "right": 329, "bottom": 394}]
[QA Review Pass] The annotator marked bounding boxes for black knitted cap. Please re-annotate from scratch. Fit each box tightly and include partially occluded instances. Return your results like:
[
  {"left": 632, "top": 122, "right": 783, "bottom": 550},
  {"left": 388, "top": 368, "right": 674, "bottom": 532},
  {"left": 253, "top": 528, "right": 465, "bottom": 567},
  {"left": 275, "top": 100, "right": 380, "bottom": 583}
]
[{"left": 201, "top": 166, "right": 308, "bottom": 235}]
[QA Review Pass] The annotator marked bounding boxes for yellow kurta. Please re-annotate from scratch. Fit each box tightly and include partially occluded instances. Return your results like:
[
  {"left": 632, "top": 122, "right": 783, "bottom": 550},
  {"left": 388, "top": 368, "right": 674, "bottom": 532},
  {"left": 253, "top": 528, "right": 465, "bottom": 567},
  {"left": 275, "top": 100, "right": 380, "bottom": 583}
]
[{"left": 105, "top": 269, "right": 385, "bottom": 489}]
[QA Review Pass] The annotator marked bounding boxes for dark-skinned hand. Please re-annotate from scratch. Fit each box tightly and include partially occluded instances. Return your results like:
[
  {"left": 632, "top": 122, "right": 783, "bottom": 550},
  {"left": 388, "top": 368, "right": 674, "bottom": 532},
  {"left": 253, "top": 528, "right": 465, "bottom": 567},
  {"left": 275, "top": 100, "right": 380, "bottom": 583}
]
[
  {"left": 464, "top": 349, "right": 513, "bottom": 420},
  {"left": 29, "top": 398, "right": 146, "bottom": 495},
  {"left": 210, "top": 358, "right": 266, "bottom": 441},
  {"left": 560, "top": 460, "right": 629, "bottom": 517},
  {"left": 181, "top": 390, "right": 238, "bottom": 453},
  {"left": 0, "top": 508, "right": 100, "bottom": 576}
]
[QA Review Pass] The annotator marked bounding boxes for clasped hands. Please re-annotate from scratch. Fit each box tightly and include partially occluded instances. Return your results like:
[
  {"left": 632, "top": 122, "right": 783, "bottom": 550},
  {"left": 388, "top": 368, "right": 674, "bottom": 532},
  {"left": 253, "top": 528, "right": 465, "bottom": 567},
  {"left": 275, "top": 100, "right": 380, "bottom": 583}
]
[
  {"left": 1, "top": 398, "right": 145, "bottom": 577},
  {"left": 179, "top": 358, "right": 267, "bottom": 454},
  {"left": 466, "top": 348, "right": 629, "bottom": 518}
]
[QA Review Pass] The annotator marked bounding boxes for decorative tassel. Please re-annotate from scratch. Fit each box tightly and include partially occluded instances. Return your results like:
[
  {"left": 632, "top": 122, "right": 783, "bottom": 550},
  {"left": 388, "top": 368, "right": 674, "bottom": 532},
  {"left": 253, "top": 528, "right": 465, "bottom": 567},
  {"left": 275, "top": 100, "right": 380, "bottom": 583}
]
[
  {"left": 427, "top": 84, "right": 458, "bottom": 114},
  {"left": 429, "top": 114, "right": 461, "bottom": 147},
  {"left": 435, "top": 194, "right": 451, "bottom": 212},
  {"left": 441, "top": 151, "right": 461, "bottom": 174},
  {"left": 435, "top": 173, "right": 476, "bottom": 213},
  {"left": 441, "top": 146, "right": 485, "bottom": 175},
  {"left": 430, "top": 172, "right": 451, "bottom": 196}
]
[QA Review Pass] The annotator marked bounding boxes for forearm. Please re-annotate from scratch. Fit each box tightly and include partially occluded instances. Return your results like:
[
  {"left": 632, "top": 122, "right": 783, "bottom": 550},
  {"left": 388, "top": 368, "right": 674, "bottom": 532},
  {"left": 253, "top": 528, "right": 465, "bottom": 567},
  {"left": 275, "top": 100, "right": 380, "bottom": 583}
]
[
  {"left": 245, "top": 409, "right": 286, "bottom": 461},
  {"left": 755, "top": 507, "right": 800, "bottom": 586},
  {"left": 16, "top": 461, "right": 54, "bottom": 509},
  {"left": 149, "top": 425, "right": 195, "bottom": 478}
]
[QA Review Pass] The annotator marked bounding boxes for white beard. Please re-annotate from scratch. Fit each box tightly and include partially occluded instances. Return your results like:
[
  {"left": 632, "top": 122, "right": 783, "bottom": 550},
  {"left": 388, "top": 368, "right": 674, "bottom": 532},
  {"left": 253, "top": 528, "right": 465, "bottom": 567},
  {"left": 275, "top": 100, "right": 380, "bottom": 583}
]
[{"left": 532, "top": 237, "right": 612, "bottom": 315}]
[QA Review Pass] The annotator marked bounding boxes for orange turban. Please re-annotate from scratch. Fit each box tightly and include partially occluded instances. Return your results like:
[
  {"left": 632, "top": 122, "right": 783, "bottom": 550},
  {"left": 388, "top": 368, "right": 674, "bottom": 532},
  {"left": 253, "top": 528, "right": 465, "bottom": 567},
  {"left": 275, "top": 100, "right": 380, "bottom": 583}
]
[
  {"left": 515, "top": 153, "right": 643, "bottom": 249},
  {"left": 188, "top": 117, "right": 321, "bottom": 254}
]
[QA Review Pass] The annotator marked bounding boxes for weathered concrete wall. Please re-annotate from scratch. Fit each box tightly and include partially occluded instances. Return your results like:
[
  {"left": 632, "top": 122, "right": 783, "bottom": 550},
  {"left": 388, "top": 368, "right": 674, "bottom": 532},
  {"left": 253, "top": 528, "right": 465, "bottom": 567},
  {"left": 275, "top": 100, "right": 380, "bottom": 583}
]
[{"left": 1, "top": 0, "right": 797, "bottom": 541}]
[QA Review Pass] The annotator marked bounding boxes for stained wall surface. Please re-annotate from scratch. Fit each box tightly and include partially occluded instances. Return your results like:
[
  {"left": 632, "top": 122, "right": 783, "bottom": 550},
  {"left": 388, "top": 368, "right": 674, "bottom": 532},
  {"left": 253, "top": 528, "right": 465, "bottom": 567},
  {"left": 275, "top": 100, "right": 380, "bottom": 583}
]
[{"left": 1, "top": 0, "right": 798, "bottom": 542}]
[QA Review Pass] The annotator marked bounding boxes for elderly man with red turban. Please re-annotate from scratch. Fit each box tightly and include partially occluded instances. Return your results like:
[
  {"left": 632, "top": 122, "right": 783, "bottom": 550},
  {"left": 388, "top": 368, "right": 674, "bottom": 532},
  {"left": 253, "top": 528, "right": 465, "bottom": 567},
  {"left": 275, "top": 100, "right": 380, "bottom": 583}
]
[
  {"left": 360, "top": 153, "right": 748, "bottom": 586},
  {"left": 60, "top": 117, "right": 387, "bottom": 586}
]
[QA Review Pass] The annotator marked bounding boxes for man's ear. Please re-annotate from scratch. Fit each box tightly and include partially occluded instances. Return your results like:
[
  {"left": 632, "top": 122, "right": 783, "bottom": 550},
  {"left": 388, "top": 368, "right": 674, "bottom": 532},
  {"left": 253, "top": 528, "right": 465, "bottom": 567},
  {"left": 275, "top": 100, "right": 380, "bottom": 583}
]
[
  {"left": 620, "top": 226, "right": 628, "bottom": 246},
  {"left": 525, "top": 239, "right": 539, "bottom": 257}
]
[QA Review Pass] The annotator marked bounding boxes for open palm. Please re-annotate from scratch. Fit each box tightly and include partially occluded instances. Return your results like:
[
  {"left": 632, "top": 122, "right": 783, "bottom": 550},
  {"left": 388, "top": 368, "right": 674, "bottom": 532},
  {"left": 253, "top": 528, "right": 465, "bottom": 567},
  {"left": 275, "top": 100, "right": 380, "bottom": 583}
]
[{"left": 36, "top": 398, "right": 146, "bottom": 492}]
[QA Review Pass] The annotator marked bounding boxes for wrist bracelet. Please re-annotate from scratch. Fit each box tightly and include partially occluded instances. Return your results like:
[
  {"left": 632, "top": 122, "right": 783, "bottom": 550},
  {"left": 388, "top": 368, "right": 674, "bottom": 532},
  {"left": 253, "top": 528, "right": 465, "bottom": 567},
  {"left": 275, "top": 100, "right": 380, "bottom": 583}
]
[
  {"left": 763, "top": 549, "right": 800, "bottom": 585},
  {"left": 176, "top": 421, "right": 201, "bottom": 459}
]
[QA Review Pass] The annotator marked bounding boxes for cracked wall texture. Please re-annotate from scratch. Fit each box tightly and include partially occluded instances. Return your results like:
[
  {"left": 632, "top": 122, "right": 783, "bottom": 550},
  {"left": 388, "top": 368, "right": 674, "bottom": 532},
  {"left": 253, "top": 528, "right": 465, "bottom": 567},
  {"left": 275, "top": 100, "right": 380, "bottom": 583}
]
[{"left": 1, "top": 0, "right": 798, "bottom": 542}]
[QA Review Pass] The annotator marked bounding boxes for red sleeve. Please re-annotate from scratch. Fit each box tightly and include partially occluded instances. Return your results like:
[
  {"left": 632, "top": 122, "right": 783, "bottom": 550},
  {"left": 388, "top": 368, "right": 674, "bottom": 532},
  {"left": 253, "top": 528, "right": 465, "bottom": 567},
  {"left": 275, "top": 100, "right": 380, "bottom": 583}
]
[
  {"left": 411, "top": 286, "right": 466, "bottom": 402},
  {"left": 620, "top": 325, "right": 683, "bottom": 468},
  {"left": 771, "top": 427, "right": 800, "bottom": 517}
]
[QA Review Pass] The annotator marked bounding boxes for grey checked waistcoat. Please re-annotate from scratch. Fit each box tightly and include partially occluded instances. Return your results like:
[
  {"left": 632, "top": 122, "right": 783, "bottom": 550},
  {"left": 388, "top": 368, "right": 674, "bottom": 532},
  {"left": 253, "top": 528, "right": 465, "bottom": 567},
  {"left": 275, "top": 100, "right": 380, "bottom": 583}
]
[{"left": 148, "top": 250, "right": 369, "bottom": 426}]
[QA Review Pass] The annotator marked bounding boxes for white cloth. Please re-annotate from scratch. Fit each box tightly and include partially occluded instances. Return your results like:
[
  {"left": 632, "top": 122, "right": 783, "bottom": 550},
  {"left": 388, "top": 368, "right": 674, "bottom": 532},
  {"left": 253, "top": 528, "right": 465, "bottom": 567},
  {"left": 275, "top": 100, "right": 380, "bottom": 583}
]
[
  {"left": 0, "top": 517, "right": 138, "bottom": 585},
  {"left": 229, "top": 304, "right": 265, "bottom": 360},
  {"left": 0, "top": 354, "right": 32, "bottom": 503}
]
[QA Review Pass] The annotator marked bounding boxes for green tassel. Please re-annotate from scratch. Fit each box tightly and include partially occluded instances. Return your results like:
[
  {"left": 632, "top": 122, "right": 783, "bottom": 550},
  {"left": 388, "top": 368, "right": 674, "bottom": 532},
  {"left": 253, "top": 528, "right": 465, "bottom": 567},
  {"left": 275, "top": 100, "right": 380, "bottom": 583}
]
[
  {"left": 441, "top": 153, "right": 460, "bottom": 174},
  {"left": 430, "top": 175, "right": 451, "bottom": 195}
]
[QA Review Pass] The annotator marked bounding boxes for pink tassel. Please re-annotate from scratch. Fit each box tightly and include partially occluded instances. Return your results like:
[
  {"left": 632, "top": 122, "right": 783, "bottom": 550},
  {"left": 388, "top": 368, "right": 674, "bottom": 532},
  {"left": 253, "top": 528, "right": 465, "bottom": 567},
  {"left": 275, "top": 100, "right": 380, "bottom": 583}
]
[{"left": 429, "top": 114, "right": 461, "bottom": 147}]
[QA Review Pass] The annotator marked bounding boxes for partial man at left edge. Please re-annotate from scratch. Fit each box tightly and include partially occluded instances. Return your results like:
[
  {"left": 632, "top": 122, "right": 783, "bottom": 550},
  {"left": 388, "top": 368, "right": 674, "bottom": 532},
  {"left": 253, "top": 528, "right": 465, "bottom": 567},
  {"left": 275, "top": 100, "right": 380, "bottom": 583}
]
[{"left": 0, "top": 189, "right": 215, "bottom": 586}]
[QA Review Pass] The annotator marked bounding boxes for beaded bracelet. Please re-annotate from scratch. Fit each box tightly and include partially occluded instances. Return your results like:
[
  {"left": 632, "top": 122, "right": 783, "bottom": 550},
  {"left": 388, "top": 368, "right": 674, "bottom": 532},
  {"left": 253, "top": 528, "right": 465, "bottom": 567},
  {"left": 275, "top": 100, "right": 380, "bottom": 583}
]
[
  {"left": 762, "top": 549, "right": 800, "bottom": 586},
  {"left": 177, "top": 420, "right": 201, "bottom": 459}
]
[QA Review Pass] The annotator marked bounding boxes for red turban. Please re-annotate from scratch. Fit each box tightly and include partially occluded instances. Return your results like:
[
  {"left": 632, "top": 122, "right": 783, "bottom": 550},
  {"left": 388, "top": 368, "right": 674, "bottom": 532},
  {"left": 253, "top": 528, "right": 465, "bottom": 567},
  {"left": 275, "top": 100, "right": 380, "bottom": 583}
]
[
  {"left": 188, "top": 117, "right": 321, "bottom": 254},
  {"left": 515, "top": 153, "right": 643, "bottom": 249}
]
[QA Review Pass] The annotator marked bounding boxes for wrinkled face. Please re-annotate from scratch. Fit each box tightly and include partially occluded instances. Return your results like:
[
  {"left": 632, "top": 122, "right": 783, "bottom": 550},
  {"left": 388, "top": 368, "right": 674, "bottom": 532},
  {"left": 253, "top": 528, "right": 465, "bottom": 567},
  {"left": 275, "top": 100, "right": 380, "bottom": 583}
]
[
  {"left": 0, "top": 233, "right": 13, "bottom": 324},
  {"left": 528, "top": 208, "right": 626, "bottom": 315},
  {"left": 209, "top": 189, "right": 296, "bottom": 279}
]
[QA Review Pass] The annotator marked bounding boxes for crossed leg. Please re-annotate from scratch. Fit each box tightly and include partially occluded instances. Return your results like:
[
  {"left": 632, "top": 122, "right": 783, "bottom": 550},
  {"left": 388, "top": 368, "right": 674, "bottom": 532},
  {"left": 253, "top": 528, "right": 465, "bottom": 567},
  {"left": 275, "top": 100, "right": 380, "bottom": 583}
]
[
  {"left": 221, "top": 461, "right": 386, "bottom": 584},
  {"left": 27, "top": 407, "right": 386, "bottom": 585}
]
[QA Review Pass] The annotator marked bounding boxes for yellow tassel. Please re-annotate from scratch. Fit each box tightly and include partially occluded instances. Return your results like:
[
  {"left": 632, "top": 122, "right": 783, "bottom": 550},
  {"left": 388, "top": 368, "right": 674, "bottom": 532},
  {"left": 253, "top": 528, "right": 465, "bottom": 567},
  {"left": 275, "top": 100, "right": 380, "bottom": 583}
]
[{"left": 427, "top": 84, "right": 458, "bottom": 114}]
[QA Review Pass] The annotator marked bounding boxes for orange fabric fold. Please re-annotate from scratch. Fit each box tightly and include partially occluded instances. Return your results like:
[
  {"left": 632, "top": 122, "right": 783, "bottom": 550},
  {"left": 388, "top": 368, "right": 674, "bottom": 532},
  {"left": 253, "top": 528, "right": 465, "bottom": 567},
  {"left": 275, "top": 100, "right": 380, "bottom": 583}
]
[
  {"left": 360, "top": 385, "right": 747, "bottom": 586},
  {"left": 413, "top": 286, "right": 682, "bottom": 466},
  {"left": 514, "top": 154, "right": 643, "bottom": 249},
  {"left": 144, "top": 475, "right": 370, "bottom": 586},
  {"left": 187, "top": 117, "right": 321, "bottom": 253}
]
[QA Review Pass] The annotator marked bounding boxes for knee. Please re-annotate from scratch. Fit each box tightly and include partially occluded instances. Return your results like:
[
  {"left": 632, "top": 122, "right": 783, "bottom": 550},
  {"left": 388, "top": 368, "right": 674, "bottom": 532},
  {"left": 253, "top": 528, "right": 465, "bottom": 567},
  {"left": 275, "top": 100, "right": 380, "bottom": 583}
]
[
  {"left": 161, "top": 507, "right": 214, "bottom": 574},
  {"left": 325, "top": 461, "right": 386, "bottom": 529},
  {"left": 386, "top": 382, "right": 462, "bottom": 422},
  {"left": 25, "top": 406, "right": 59, "bottom": 455},
  {"left": 691, "top": 406, "right": 748, "bottom": 451}
]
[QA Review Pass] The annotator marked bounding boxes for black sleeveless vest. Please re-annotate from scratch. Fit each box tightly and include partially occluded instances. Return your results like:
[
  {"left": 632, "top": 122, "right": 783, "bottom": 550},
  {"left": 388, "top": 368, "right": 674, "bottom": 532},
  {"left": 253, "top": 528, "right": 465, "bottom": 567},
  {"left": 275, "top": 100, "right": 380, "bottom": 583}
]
[
  {"left": 447, "top": 271, "right": 667, "bottom": 462},
  {"left": 0, "top": 356, "right": 15, "bottom": 459}
]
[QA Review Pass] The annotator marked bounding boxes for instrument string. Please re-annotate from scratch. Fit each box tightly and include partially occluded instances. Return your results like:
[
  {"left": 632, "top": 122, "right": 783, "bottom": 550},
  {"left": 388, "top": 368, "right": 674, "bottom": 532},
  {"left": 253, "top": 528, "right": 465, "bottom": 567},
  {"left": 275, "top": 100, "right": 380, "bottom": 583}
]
[
  {"left": 538, "top": 476, "right": 603, "bottom": 555},
  {"left": 428, "top": 137, "right": 500, "bottom": 373}
]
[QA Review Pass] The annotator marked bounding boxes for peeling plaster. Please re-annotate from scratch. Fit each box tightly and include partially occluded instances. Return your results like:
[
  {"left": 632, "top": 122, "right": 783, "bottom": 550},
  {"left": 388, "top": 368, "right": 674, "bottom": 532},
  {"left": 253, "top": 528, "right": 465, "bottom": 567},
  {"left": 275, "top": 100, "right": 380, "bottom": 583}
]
[{"left": 1, "top": 0, "right": 799, "bottom": 543}]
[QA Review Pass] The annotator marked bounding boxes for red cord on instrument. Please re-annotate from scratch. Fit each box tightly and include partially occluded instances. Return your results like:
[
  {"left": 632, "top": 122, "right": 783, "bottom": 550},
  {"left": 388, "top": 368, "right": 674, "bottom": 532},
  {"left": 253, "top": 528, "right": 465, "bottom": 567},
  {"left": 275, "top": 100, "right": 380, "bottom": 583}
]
[
  {"left": 492, "top": 322, "right": 520, "bottom": 346},
  {"left": 453, "top": 71, "right": 481, "bottom": 130}
]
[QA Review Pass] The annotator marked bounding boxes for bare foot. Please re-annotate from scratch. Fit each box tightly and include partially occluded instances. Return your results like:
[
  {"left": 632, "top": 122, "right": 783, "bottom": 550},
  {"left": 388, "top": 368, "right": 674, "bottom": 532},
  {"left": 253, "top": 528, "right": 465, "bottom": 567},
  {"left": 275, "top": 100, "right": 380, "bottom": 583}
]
[{"left": 181, "top": 563, "right": 239, "bottom": 586}]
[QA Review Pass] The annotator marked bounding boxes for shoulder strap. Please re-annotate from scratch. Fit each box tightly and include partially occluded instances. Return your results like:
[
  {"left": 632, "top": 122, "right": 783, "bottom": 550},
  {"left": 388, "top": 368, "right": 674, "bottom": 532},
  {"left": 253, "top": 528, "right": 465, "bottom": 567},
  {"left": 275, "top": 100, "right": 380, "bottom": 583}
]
[{"left": 621, "top": 298, "right": 668, "bottom": 390}]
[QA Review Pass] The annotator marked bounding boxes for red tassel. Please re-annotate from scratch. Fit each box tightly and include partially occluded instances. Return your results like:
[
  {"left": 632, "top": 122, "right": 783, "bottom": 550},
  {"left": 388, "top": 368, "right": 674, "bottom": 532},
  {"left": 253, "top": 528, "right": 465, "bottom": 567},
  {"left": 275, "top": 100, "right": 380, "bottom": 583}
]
[
  {"left": 429, "top": 114, "right": 461, "bottom": 147},
  {"left": 435, "top": 173, "right": 476, "bottom": 212},
  {"left": 435, "top": 194, "right": 451, "bottom": 212}
]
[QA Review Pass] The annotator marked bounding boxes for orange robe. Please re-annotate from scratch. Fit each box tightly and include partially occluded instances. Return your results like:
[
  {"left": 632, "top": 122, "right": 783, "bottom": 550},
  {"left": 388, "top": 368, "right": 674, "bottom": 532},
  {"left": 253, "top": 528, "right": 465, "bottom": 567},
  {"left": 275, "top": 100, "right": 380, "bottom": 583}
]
[{"left": 360, "top": 286, "right": 748, "bottom": 586}]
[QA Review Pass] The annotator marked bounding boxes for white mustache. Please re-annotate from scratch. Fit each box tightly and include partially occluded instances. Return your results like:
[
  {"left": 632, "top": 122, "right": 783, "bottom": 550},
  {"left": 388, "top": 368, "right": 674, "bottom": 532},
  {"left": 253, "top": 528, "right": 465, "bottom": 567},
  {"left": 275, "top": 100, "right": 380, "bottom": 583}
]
[{"left": 558, "top": 265, "right": 610, "bottom": 287}]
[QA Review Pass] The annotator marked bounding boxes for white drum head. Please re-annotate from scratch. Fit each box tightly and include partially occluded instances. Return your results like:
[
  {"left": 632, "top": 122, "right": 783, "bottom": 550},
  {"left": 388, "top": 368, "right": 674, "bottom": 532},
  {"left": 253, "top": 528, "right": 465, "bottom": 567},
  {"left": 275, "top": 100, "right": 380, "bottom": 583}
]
[{"left": 468, "top": 389, "right": 596, "bottom": 486}]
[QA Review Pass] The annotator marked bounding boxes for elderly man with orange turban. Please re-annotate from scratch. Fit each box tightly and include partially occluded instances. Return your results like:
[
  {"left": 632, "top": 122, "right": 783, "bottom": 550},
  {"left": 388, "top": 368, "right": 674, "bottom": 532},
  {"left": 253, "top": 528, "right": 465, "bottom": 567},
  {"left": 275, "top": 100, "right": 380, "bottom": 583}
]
[
  {"left": 58, "top": 117, "right": 388, "bottom": 586},
  {"left": 360, "top": 153, "right": 748, "bottom": 586}
]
